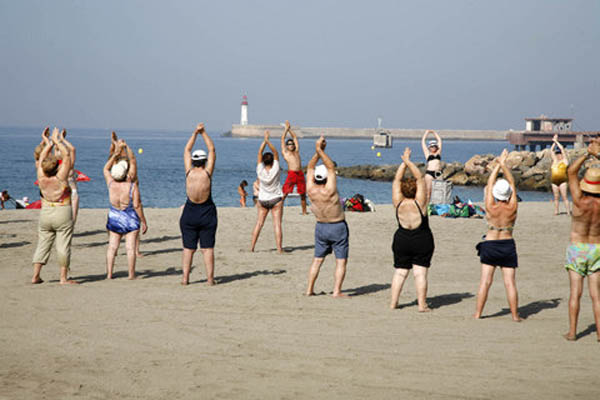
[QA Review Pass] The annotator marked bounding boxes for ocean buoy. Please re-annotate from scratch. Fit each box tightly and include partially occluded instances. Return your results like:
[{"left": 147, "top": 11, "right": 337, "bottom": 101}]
[
  {"left": 371, "top": 145, "right": 375, "bottom": 150},
  {"left": 138, "top": 148, "right": 143, "bottom": 154},
  {"left": 376, "top": 152, "right": 381, "bottom": 157}
]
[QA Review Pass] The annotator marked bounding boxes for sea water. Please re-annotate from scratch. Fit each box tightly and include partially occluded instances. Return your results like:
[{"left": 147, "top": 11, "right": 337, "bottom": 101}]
[{"left": 0, "top": 126, "right": 550, "bottom": 209}]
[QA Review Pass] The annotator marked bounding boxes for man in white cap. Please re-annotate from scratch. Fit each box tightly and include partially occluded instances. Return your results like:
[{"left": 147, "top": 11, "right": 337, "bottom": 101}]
[
  {"left": 474, "top": 149, "right": 520, "bottom": 321},
  {"left": 305, "top": 136, "right": 348, "bottom": 297},
  {"left": 180, "top": 123, "right": 217, "bottom": 286},
  {"left": 563, "top": 138, "right": 600, "bottom": 341}
]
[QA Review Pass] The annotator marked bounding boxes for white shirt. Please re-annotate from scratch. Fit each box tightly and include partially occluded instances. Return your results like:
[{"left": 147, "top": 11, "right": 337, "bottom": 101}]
[{"left": 256, "top": 160, "right": 282, "bottom": 201}]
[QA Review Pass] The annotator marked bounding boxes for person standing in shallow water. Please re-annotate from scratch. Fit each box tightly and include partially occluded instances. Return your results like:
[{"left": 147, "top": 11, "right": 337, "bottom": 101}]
[
  {"left": 474, "top": 149, "right": 520, "bottom": 322},
  {"left": 563, "top": 138, "right": 600, "bottom": 342},
  {"left": 390, "top": 147, "right": 434, "bottom": 311},
  {"left": 180, "top": 123, "right": 217, "bottom": 286},
  {"left": 305, "top": 136, "right": 349, "bottom": 298},
  {"left": 31, "top": 127, "right": 77, "bottom": 285}
]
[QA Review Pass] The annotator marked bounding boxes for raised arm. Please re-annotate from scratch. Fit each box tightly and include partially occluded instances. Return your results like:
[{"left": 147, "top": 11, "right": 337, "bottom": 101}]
[
  {"left": 315, "top": 136, "right": 337, "bottom": 191},
  {"left": 52, "top": 128, "right": 70, "bottom": 181},
  {"left": 433, "top": 131, "right": 442, "bottom": 153},
  {"left": 264, "top": 131, "right": 279, "bottom": 161},
  {"left": 124, "top": 141, "right": 137, "bottom": 181},
  {"left": 402, "top": 147, "right": 427, "bottom": 206},
  {"left": 550, "top": 141, "right": 558, "bottom": 163},
  {"left": 184, "top": 124, "right": 201, "bottom": 172},
  {"left": 257, "top": 131, "right": 269, "bottom": 165},
  {"left": 555, "top": 136, "right": 568, "bottom": 165},
  {"left": 421, "top": 131, "right": 430, "bottom": 157},
  {"left": 104, "top": 142, "right": 123, "bottom": 183},
  {"left": 281, "top": 121, "right": 289, "bottom": 153},
  {"left": 498, "top": 149, "right": 517, "bottom": 207},
  {"left": 60, "top": 129, "right": 76, "bottom": 169},
  {"left": 132, "top": 185, "right": 148, "bottom": 234},
  {"left": 200, "top": 126, "right": 216, "bottom": 176},
  {"left": 392, "top": 162, "right": 407, "bottom": 207},
  {"left": 37, "top": 133, "right": 53, "bottom": 179},
  {"left": 486, "top": 160, "right": 502, "bottom": 210},
  {"left": 287, "top": 121, "right": 299, "bottom": 150}
]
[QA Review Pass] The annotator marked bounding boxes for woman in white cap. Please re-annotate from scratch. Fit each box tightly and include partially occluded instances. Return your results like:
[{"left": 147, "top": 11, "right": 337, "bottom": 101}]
[
  {"left": 421, "top": 130, "right": 443, "bottom": 201},
  {"left": 103, "top": 139, "right": 147, "bottom": 279},
  {"left": 550, "top": 134, "right": 571, "bottom": 216},
  {"left": 251, "top": 130, "right": 284, "bottom": 253},
  {"left": 474, "top": 149, "right": 520, "bottom": 322}
]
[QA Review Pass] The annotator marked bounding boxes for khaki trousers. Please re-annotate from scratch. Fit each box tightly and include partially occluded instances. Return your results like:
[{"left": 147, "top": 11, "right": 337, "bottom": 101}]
[{"left": 32, "top": 204, "right": 73, "bottom": 268}]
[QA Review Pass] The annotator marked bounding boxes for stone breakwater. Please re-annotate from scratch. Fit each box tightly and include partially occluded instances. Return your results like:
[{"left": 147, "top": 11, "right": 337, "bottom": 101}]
[
  {"left": 231, "top": 124, "right": 509, "bottom": 140},
  {"left": 337, "top": 148, "right": 598, "bottom": 191}
]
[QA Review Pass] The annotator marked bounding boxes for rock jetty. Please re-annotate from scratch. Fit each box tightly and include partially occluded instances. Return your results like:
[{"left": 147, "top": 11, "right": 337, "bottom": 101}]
[{"left": 337, "top": 148, "right": 595, "bottom": 191}]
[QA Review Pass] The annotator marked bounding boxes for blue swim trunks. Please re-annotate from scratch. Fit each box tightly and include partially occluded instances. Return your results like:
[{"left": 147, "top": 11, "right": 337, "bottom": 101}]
[
  {"left": 179, "top": 197, "right": 218, "bottom": 249},
  {"left": 314, "top": 220, "right": 349, "bottom": 259},
  {"left": 565, "top": 242, "right": 600, "bottom": 276},
  {"left": 106, "top": 205, "right": 140, "bottom": 234}
]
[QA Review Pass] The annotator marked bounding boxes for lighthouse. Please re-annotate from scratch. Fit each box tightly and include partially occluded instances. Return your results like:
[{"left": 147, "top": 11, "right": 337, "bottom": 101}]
[{"left": 240, "top": 95, "right": 248, "bottom": 125}]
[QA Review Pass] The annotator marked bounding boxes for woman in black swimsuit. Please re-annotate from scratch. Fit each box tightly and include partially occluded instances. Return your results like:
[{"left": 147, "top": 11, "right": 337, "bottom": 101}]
[
  {"left": 390, "top": 147, "right": 434, "bottom": 312},
  {"left": 421, "top": 130, "right": 443, "bottom": 201}
]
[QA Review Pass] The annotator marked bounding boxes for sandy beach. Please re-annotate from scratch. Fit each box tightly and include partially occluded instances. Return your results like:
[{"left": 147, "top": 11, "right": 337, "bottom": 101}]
[{"left": 0, "top": 202, "right": 598, "bottom": 399}]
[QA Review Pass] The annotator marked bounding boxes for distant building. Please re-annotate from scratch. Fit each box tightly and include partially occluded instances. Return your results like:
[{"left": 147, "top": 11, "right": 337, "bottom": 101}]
[
  {"left": 240, "top": 95, "right": 248, "bottom": 126},
  {"left": 525, "top": 115, "right": 572, "bottom": 132}
]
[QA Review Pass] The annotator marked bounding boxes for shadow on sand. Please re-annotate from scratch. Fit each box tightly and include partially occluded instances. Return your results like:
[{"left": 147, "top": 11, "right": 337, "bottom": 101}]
[
  {"left": 343, "top": 283, "right": 391, "bottom": 297},
  {"left": 282, "top": 244, "right": 315, "bottom": 253},
  {"left": 141, "top": 248, "right": 180, "bottom": 256},
  {"left": 214, "top": 269, "right": 287, "bottom": 285},
  {"left": 0, "top": 241, "right": 31, "bottom": 249},
  {"left": 74, "top": 266, "right": 182, "bottom": 283},
  {"left": 485, "top": 298, "right": 561, "bottom": 320},
  {"left": 73, "top": 229, "right": 106, "bottom": 238},
  {"left": 0, "top": 219, "right": 33, "bottom": 225},
  {"left": 576, "top": 323, "right": 598, "bottom": 340},
  {"left": 396, "top": 292, "right": 475, "bottom": 309}
]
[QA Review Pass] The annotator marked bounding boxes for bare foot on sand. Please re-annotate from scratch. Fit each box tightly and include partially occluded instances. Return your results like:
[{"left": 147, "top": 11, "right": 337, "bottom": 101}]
[
  {"left": 136, "top": 252, "right": 144, "bottom": 258},
  {"left": 207, "top": 279, "right": 217, "bottom": 286},
  {"left": 473, "top": 313, "right": 482, "bottom": 319},
  {"left": 418, "top": 307, "right": 432, "bottom": 313},
  {"left": 60, "top": 279, "right": 79, "bottom": 285},
  {"left": 332, "top": 292, "right": 349, "bottom": 298},
  {"left": 181, "top": 280, "right": 188, "bottom": 286},
  {"left": 128, "top": 275, "right": 137, "bottom": 280},
  {"left": 31, "top": 277, "right": 44, "bottom": 284},
  {"left": 305, "top": 291, "right": 316, "bottom": 296},
  {"left": 512, "top": 315, "right": 522, "bottom": 322},
  {"left": 563, "top": 333, "right": 577, "bottom": 341}
]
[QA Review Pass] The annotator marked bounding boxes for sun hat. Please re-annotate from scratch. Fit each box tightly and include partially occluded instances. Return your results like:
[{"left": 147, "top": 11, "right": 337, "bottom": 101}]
[
  {"left": 580, "top": 168, "right": 600, "bottom": 194},
  {"left": 314, "top": 165, "right": 328, "bottom": 181},
  {"left": 492, "top": 179, "right": 512, "bottom": 201},
  {"left": 110, "top": 162, "right": 128, "bottom": 181},
  {"left": 192, "top": 150, "right": 207, "bottom": 161},
  {"left": 427, "top": 140, "right": 438, "bottom": 147}
]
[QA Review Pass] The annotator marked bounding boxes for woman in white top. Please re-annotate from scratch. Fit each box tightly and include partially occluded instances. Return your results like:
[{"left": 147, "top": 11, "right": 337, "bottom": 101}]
[{"left": 251, "top": 131, "right": 284, "bottom": 253}]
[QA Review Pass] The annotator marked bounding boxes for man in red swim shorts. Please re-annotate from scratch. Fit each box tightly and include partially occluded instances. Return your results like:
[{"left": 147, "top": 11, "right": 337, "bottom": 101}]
[{"left": 281, "top": 120, "right": 308, "bottom": 214}]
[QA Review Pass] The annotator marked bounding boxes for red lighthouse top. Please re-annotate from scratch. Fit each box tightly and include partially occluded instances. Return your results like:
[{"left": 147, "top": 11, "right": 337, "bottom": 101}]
[{"left": 241, "top": 95, "right": 248, "bottom": 106}]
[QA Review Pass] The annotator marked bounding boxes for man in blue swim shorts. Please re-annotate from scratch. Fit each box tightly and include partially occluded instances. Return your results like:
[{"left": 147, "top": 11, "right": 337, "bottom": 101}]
[
  {"left": 305, "top": 136, "right": 349, "bottom": 297},
  {"left": 563, "top": 138, "right": 600, "bottom": 341},
  {"left": 180, "top": 123, "right": 217, "bottom": 286}
]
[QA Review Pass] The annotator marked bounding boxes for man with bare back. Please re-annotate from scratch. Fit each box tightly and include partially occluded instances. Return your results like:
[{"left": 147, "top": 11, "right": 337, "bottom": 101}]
[
  {"left": 281, "top": 120, "right": 308, "bottom": 215},
  {"left": 305, "top": 136, "right": 348, "bottom": 297},
  {"left": 563, "top": 138, "right": 600, "bottom": 341},
  {"left": 180, "top": 123, "right": 217, "bottom": 286}
]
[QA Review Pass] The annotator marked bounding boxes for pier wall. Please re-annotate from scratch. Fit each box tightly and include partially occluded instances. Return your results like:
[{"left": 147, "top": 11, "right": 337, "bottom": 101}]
[{"left": 231, "top": 124, "right": 509, "bottom": 141}]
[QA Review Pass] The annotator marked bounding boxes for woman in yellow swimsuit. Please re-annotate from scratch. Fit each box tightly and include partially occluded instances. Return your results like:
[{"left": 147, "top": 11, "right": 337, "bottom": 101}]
[{"left": 550, "top": 134, "right": 570, "bottom": 216}]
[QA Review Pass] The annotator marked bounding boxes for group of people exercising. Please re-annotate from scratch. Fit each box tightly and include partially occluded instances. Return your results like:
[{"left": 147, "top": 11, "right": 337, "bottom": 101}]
[{"left": 29, "top": 125, "right": 600, "bottom": 341}]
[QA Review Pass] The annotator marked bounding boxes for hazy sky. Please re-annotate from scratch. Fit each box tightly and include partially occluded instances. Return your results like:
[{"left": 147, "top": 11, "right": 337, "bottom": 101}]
[{"left": 1, "top": 0, "right": 598, "bottom": 132}]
